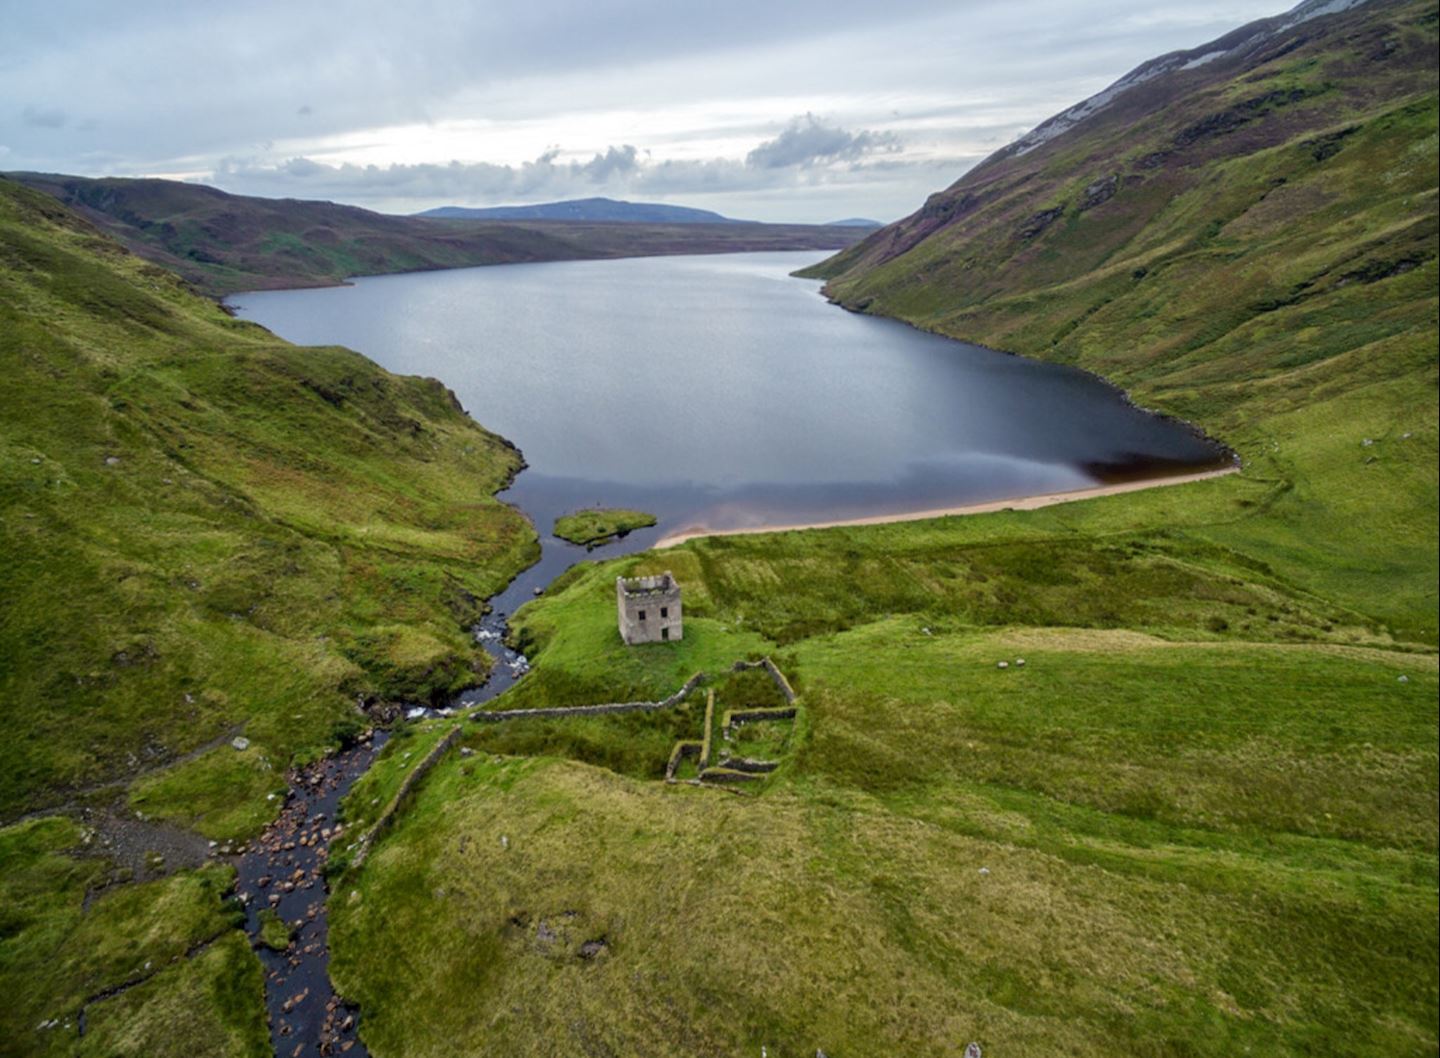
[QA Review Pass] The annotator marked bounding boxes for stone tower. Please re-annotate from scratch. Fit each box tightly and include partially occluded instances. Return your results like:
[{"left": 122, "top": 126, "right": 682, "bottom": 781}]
[{"left": 616, "top": 571, "right": 683, "bottom": 645}]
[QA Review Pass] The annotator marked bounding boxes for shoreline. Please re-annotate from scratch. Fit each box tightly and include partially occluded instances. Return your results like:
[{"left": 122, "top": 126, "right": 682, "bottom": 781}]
[{"left": 654, "top": 464, "right": 1240, "bottom": 548}]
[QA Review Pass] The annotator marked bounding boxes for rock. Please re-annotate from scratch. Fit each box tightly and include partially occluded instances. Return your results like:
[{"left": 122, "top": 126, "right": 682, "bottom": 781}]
[
  {"left": 231, "top": 736, "right": 250, "bottom": 751},
  {"left": 533, "top": 586, "right": 544, "bottom": 595},
  {"left": 103, "top": 455, "right": 121, "bottom": 466},
  {"left": 1015, "top": 658, "right": 1026, "bottom": 667},
  {"left": 578, "top": 938, "right": 608, "bottom": 959},
  {"left": 996, "top": 661, "right": 1009, "bottom": 669},
  {"left": 1398, "top": 675, "right": 1409, "bottom": 683},
  {"left": 979, "top": 867, "right": 990, "bottom": 876}
]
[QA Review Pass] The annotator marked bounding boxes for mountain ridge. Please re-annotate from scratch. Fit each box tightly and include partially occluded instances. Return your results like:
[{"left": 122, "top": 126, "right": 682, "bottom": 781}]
[
  {"left": 415, "top": 196, "right": 746, "bottom": 224},
  {"left": 4, "top": 173, "right": 868, "bottom": 296},
  {"left": 801, "top": 0, "right": 1437, "bottom": 640}
]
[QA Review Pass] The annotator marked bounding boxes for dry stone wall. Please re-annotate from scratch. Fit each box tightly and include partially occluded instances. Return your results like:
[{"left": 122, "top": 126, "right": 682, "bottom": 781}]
[
  {"left": 351, "top": 725, "right": 463, "bottom": 869},
  {"left": 471, "top": 672, "right": 707, "bottom": 723}
]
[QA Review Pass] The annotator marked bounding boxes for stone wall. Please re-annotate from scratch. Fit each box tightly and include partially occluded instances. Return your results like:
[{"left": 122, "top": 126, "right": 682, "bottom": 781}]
[
  {"left": 665, "top": 741, "right": 701, "bottom": 782},
  {"left": 731, "top": 657, "right": 797, "bottom": 703},
  {"left": 714, "top": 756, "right": 778, "bottom": 774},
  {"left": 723, "top": 706, "right": 797, "bottom": 729},
  {"left": 351, "top": 724, "right": 463, "bottom": 869},
  {"left": 700, "top": 689, "right": 716, "bottom": 769},
  {"left": 472, "top": 671, "right": 707, "bottom": 724}
]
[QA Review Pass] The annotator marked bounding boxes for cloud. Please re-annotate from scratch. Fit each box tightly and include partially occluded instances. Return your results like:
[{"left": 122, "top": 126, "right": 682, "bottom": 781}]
[
  {"left": 208, "top": 115, "right": 919, "bottom": 209},
  {"left": 0, "top": 0, "right": 1291, "bottom": 221},
  {"left": 746, "top": 113, "right": 901, "bottom": 169},
  {"left": 21, "top": 104, "right": 68, "bottom": 129}
]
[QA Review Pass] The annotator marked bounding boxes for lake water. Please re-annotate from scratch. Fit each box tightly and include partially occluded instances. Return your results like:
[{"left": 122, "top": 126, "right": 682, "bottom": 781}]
[{"left": 229, "top": 251, "right": 1227, "bottom": 543}]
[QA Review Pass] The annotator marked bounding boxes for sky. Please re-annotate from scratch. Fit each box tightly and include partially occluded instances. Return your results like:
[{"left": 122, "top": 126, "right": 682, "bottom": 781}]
[{"left": 2, "top": 0, "right": 1295, "bottom": 223}]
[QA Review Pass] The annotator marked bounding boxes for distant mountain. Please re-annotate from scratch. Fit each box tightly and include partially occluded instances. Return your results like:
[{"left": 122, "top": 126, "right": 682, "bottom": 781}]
[
  {"left": 4, "top": 174, "right": 869, "bottom": 296},
  {"left": 824, "top": 218, "right": 884, "bottom": 228},
  {"left": 416, "top": 197, "right": 746, "bottom": 224}
]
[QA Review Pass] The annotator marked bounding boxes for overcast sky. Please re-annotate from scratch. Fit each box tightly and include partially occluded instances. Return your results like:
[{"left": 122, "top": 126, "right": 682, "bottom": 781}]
[{"left": 2, "top": 0, "right": 1294, "bottom": 223}]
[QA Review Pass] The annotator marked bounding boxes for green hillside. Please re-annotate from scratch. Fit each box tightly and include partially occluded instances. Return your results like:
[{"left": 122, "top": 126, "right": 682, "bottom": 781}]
[
  {"left": 803, "top": 0, "right": 1439, "bottom": 638},
  {"left": 0, "top": 173, "right": 552, "bottom": 1056},
  {"left": 5, "top": 173, "right": 868, "bottom": 296},
  {"left": 0, "top": 175, "right": 538, "bottom": 823},
  {"left": 325, "top": 2, "right": 1439, "bottom": 1055}
]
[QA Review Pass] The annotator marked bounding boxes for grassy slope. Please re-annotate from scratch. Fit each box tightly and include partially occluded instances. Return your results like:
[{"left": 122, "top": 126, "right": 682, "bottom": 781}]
[
  {"left": 0, "top": 817, "right": 266, "bottom": 1058},
  {"left": 5, "top": 173, "right": 868, "bottom": 296},
  {"left": 805, "top": 0, "right": 1438, "bottom": 641},
  {"left": 0, "top": 176, "right": 537, "bottom": 824},
  {"left": 0, "top": 174, "right": 545, "bottom": 1055},
  {"left": 329, "top": 3, "right": 1439, "bottom": 1055}
]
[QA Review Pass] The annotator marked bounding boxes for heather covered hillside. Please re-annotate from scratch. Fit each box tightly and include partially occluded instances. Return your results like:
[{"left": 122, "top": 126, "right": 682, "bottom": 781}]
[{"left": 803, "top": 0, "right": 1439, "bottom": 640}]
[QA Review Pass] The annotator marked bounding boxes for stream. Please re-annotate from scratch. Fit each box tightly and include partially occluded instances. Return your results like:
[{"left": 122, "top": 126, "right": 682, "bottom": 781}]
[{"left": 232, "top": 490, "right": 656, "bottom": 1057}]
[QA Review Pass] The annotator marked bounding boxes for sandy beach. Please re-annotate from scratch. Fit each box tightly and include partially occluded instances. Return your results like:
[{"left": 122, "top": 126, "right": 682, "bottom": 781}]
[{"left": 654, "top": 464, "right": 1240, "bottom": 548}]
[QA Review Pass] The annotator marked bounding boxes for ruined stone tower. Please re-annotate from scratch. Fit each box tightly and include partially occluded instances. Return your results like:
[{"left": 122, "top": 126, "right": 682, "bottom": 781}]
[{"left": 616, "top": 571, "right": 682, "bottom": 645}]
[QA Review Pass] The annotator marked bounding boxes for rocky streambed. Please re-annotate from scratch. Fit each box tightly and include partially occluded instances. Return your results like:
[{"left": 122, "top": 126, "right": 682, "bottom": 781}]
[
  {"left": 232, "top": 488, "right": 653, "bottom": 1056},
  {"left": 234, "top": 732, "right": 388, "bottom": 1057}
]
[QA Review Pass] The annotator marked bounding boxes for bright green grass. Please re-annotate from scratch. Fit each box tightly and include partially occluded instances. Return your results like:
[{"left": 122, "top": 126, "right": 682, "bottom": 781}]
[
  {"left": 256, "top": 908, "right": 292, "bottom": 952},
  {"left": 333, "top": 522, "right": 1436, "bottom": 1053},
  {"left": 552, "top": 508, "right": 656, "bottom": 547}
]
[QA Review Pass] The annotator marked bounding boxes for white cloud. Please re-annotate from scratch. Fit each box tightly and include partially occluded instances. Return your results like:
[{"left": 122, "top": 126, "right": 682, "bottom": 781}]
[
  {"left": 746, "top": 113, "right": 901, "bottom": 169},
  {"left": 209, "top": 116, "right": 937, "bottom": 218}
]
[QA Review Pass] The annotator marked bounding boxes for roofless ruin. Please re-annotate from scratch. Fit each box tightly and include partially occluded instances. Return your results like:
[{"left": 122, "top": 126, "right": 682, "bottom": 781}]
[{"left": 616, "top": 571, "right": 683, "bottom": 645}]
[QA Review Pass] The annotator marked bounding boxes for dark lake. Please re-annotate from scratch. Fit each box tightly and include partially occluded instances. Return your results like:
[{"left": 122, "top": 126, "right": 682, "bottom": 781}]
[{"left": 229, "top": 251, "right": 1227, "bottom": 548}]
